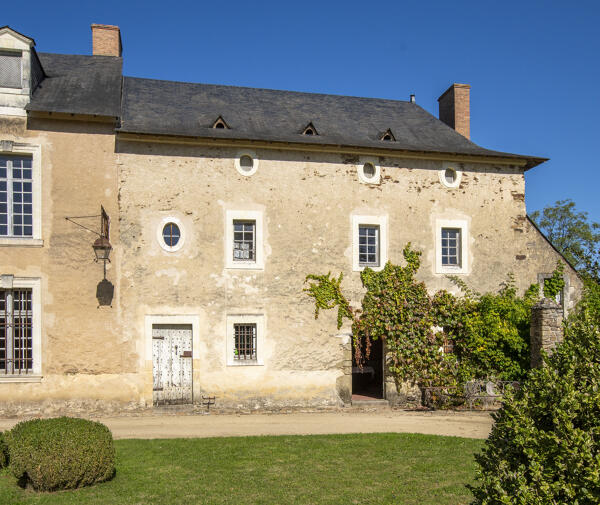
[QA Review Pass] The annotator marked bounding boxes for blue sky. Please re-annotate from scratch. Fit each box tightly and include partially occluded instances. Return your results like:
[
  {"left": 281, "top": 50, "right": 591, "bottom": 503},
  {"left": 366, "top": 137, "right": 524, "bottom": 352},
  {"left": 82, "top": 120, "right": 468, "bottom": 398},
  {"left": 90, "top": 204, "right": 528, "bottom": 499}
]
[{"left": 5, "top": 0, "right": 599, "bottom": 223}]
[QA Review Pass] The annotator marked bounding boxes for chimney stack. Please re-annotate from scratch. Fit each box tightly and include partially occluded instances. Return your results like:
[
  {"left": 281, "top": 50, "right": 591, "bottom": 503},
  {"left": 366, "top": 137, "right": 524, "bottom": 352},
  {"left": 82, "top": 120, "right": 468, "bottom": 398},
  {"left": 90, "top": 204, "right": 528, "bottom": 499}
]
[
  {"left": 91, "top": 24, "right": 122, "bottom": 57},
  {"left": 437, "top": 83, "right": 470, "bottom": 139}
]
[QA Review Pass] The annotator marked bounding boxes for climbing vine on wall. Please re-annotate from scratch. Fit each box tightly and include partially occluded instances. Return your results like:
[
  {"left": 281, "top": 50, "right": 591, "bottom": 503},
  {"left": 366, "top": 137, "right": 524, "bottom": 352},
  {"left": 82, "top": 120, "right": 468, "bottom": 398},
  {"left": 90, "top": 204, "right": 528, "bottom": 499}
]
[
  {"left": 303, "top": 272, "right": 353, "bottom": 330},
  {"left": 305, "top": 246, "right": 567, "bottom": 387}
]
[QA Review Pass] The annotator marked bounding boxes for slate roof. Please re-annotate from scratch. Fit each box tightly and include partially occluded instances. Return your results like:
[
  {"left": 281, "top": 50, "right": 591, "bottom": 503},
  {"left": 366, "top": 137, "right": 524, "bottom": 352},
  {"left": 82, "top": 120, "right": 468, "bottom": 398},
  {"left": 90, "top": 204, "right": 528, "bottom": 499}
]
[
  {"left": 119, "top": 77, "right": 545, "bottom": 168},
  {"left": 23, "top": 52, "right": 546, "bottom": 168},
  {"left": 26, "top": 53, "right": 122, "bottom": 117}
]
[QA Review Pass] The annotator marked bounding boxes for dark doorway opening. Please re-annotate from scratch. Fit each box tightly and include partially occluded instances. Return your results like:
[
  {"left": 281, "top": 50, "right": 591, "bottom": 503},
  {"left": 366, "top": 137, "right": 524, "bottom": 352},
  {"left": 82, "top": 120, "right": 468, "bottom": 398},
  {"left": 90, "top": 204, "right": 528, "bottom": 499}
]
[{"left": 352, "top": 337, "right": 384, "bottom": 400}]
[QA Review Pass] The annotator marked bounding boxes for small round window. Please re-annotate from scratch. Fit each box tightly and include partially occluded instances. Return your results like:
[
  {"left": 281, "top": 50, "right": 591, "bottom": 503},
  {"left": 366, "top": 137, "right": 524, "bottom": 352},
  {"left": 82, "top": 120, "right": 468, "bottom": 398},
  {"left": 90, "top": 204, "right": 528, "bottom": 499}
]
[
  {"left": 239, "top": 155, "right": 254, "bottom": 172},
  {"left": 363, "top": 162, "right": 376, "bottom": 179},
  {"left": 444, "top": 168, "right": 457, "bottom": 185},
  {"left": 162, "top": 222, "right": 181, "bottom": 247},
  {"left": 235, "top": 151, "right": 259, "bottom": 176}
]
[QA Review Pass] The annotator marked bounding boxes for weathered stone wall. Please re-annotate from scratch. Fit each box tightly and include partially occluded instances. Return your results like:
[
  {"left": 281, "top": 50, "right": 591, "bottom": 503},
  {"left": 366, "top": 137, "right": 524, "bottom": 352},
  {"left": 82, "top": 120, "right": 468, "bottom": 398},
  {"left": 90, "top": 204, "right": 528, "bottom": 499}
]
[
  {"left": 0, "top": 115, "right": 583, "bottom": 414},
  {"left": 116, "top": 140, "right": 582, "bottom": 409},
  {"left": 0, "top": 116, "right": 137, "bottom": 415},
  {"left": 530, "top": 298, "right": 564, "bottom": 368}
]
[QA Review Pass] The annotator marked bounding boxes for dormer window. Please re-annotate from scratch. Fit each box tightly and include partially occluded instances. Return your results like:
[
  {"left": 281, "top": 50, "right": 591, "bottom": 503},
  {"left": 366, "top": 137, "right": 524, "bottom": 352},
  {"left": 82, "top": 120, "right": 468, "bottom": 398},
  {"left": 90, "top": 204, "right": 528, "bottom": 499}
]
[
  {"left": 302, "top": 123, "right": 318, "bottom": 136},
  {"left": 380, "top": 129, "right": 395, "bottom": 141},
  {"left": 212, "top": 116, "right": 230, "bottom": 129},
  {"left": 0, "top": 51, "right": 22, "bottom": 89}
]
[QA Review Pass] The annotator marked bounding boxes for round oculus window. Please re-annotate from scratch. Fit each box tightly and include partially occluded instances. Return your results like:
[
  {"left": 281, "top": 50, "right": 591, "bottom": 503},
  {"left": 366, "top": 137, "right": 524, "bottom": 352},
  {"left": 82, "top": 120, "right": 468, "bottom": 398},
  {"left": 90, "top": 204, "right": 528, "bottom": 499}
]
[
  {"left": 162, "top": 222, "right": 181, "bottom": 247},
  {"left": 362, "top": 162, "right": 376, "bottom": 179},
  {"left": 239, "top": 155, "right": 254, "bottom": 172},
  {"left": 444, "top": 168, "right": 457, "bottom": 185}
]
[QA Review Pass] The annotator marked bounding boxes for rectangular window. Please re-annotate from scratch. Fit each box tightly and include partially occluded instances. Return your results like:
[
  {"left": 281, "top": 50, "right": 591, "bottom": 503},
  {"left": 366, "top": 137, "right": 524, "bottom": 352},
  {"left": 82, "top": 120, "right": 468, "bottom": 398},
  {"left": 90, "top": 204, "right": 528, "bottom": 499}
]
[
  {"left": 0, "top": 156, "right": 33, "bottom": 237},
  {"left": 234, "top": 323, "right": 257, "bottom": 361},
  {"left": 0, "top": 288, "right": 33, "bottom": 374},
  {"left": 0, "top": 51, "right": 22, "bottom": 89},
  {"left": 441, "top": 228, "right": 461, "bottom": 267},
  {"left": 358, "top": 225, "right": 379, "bottom": 266},
  {"left": 233, "top": 220, "right": 255, "bottom": 262}
]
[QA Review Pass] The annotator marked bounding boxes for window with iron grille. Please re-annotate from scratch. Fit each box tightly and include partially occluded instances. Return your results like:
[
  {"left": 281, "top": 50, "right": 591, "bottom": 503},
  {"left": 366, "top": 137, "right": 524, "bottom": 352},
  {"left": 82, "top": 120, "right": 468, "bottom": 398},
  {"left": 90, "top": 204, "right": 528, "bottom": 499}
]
[
  {"left": 234, "top": 323, "right": 257, "bottom": 361},
  {"left": 0, "top": 51, "right": 22, "bottom": 89},
  {"left": 0, "top": 288, "right": 33, "bottom": 374},
  {"left": 441, "top": 228, "right": 461, "bottom": 267},
  {"left": 358, "top": 225, "right": 379, "bottom": 266},
  {"left": 0, "top": 155, "right": 33, "bottom": 237},
  {"left": 233, "top": 220, "right": 255, "bottom": 261}
]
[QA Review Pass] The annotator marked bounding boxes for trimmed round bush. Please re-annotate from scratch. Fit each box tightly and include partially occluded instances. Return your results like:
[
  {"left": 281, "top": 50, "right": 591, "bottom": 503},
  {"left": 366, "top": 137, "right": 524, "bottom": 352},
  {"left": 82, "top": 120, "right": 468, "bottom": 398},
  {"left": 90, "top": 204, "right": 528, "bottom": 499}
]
[
  {"left": 470, "top": 301, "right": 600, "bottom": 504},
  {"left": 5, "top": 417, "right": 115, "bottom": 491}
]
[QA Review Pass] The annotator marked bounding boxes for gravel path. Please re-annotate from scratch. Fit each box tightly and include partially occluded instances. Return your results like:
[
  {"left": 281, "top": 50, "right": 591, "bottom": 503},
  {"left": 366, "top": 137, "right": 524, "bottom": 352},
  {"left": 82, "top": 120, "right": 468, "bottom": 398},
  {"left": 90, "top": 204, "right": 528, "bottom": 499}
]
[{"left": 0, "top": 410, "right": 493, "bottom": 440}]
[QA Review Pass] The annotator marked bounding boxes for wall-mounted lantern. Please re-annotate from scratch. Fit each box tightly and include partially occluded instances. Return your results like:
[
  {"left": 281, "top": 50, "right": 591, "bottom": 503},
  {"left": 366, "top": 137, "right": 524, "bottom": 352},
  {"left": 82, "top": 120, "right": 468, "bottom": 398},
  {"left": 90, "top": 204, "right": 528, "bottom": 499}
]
[
  {"left": 66, "top": 206, "right": 112, "bottom": 278},
  {"left": 92, "top": 207, "right": 112, "bottom": 265}
]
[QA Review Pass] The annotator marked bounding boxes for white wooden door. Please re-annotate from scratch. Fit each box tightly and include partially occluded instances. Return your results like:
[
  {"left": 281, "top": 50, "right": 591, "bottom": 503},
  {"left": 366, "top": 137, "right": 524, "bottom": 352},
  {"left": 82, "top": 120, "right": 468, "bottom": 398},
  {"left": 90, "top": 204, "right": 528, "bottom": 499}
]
[{"left": 152, "top": 324, "right": 193, "bottom": 405}]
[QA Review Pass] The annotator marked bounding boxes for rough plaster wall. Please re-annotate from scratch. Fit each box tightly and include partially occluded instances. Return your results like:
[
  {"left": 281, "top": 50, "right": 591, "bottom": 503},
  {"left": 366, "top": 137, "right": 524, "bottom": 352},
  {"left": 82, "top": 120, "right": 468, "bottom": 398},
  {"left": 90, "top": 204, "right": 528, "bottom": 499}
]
[
  {"left": 0, "top": 117, "right": 137, "bottom": 412},
  {"left": 0, "top": 116, "right": 582, "bottom": 413},
  {"left": 116, "top": 141, "right": 581, "bottom": 408}
]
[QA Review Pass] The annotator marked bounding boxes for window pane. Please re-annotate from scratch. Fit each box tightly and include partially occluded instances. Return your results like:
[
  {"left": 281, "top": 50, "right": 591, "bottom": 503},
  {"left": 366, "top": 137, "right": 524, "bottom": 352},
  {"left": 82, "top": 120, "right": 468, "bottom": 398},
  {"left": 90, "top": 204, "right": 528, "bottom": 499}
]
[
  {"left": 233, "top": 220, "right": 255, "bottom": 261},
  {"left": 441, "top": 228, "right": 461, "bottom": 266},
  {"left": 234, "top": 323, "right": 257, "bottom": 360},
  {"left": 358, "top": 225, "right": 379, "bottom": 266}
]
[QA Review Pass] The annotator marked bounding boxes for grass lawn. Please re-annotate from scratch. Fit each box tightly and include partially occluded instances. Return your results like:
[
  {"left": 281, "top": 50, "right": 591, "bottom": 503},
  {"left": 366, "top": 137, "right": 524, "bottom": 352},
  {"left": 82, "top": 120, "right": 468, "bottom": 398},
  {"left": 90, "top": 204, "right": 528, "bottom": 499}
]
[{"left": 0, "top": 433, "right": 483, "bottom": 505}]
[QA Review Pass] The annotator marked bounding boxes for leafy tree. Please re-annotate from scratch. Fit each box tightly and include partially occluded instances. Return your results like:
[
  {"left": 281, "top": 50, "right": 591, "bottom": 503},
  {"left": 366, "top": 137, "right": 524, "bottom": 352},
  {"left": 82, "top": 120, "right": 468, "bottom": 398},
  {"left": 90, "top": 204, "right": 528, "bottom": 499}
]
[
  {"left": 530, "top": 199, "right": 600, "bottom": 280},
  {"left": 470, "top": 291, "right": 600, "bottom": 504}
]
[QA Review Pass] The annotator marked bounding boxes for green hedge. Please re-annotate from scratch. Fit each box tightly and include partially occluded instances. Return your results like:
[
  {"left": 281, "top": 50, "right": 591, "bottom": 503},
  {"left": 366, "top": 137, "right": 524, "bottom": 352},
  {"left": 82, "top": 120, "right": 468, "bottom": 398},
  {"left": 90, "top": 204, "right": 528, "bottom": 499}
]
[
  {"left": 0, "top": 432, "right": 8, "bottom": 468},
  {"left": 5, "top": 417, "right": 115, "bottom": 491}
]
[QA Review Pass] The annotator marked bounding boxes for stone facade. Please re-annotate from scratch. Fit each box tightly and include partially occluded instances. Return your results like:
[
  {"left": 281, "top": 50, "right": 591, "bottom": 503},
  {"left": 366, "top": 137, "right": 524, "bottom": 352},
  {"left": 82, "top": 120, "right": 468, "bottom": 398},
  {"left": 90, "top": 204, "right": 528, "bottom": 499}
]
[
  {"left": 530, "top": 298, "right": 564, "bottom": 368},
  {"left": 0, "top": 25, "right": 584, "bottom": 416}
]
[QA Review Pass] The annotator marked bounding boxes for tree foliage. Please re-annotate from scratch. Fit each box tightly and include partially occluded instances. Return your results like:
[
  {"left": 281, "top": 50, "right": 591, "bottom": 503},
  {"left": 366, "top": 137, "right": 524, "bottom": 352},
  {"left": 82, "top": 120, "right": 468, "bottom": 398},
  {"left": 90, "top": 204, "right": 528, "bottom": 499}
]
[
  {"left": 531, "top": 199, "right": 600, "bottom": 280},
  {"left": 470, "top": 290, "right": 600, "bottom": 504}
]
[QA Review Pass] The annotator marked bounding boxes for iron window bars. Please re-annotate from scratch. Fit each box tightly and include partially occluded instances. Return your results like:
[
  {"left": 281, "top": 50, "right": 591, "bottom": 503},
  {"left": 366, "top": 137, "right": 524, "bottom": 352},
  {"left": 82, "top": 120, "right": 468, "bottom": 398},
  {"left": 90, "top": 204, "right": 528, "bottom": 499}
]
[
  {"left": 234, "top": 323, "right": 257, "bottom": 361},
  {"left": 0, "top": 155, "right": 33, "bottom": 237},
  {"left": 233, "top": 220, "right": 255, "bottom": 261},
  {"left": 0, "top": 288, "right": 33, "bottom": 374},
  {"left": 441, "top": 228, "right": 461, "bottom": 266},
  {"left": 358, "top": 225, "right": 379, "bottom": 266}
]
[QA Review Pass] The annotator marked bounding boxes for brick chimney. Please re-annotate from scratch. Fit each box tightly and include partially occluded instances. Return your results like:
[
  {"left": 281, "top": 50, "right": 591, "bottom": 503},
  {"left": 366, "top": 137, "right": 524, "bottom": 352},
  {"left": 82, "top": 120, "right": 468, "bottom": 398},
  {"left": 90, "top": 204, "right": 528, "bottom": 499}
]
[
  {"left": 91, "top": 24, "right": 122, "bottom": 57},
  {"left": 438, "top": 83, "right": 470, "bottom": 139}
]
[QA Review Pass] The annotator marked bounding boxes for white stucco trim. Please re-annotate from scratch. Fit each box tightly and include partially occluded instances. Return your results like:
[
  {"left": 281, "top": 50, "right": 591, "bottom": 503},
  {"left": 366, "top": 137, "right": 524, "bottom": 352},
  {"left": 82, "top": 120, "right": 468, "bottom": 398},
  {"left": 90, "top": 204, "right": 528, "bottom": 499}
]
[
  {"left": 352, "top": 214, "right": 388, "bottom": 272},
  {"left": 225, "top": 209, "right": 264, "bottom": 270},
  {"left": 0, "top": 143, "right": 43, "bottom": 242},
  {"left": 144, "top": 315, "right": 201, "bottom": 362},
  {"left": 226, "top": 313, "right": 265, "bottom": 366},
  {"left": 0, "top": 277, "right": 42, "bottom": 380},
  {"left": 435, "top": 218, "right": 469, "bottom": 274},
  {"left": 0, "top": 107, "right": 27, "bottom": 117},
  {"left": 357, "top": 157, "right": 381, "bottom": 185},
  {"left": 234, "top": 150, "right": 259, "bottom": 177},
  {"left": 156, "top": 216, "right": 185, "bottom": 253},
  {"left": 439, "top": 162, "right": 462, "bottom": 189}
]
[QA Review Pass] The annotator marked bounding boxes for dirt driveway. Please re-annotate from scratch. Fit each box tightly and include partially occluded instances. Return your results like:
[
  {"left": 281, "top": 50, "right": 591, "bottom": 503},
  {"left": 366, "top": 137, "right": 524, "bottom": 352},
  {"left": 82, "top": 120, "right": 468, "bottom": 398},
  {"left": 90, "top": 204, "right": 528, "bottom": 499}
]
[{"left": 0, "top": 410, "right": 493, "bottom": 440}]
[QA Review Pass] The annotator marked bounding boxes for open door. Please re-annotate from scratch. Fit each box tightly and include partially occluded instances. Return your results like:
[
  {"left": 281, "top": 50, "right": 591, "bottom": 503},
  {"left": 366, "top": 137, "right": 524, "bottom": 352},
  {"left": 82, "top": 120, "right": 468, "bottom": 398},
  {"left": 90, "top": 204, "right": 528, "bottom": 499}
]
[{"left": 352, "top": 337, "right": 384, "bottom": 400}]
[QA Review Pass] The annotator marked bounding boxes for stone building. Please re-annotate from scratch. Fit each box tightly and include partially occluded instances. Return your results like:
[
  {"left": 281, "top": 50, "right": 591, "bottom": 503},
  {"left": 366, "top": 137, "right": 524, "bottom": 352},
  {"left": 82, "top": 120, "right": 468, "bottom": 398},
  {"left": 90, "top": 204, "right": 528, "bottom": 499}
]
[{"left": 0, "top": 24, "right": 581, "bottom": 414}]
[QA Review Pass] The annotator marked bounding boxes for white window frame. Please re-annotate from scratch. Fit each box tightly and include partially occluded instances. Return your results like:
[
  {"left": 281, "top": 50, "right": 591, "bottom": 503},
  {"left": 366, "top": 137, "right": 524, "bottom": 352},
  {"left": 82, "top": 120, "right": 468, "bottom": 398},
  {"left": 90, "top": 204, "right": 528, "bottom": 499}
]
[
  {"left": 0, "top": 276, "right": 42, "bottom": 382},
  {"left": 234, "top": 150, "right": 259, "bottom": 177},
  {"left": 357, "top": 157, "right": 381, "bottom": 185},
  {"left": 352, "top": 214, "right": 388, "bottom": 272},
  {"left": 226, "top": 313, "right": 265, "bottom": 366},
  {"left": 435, "top": 219, "right": 469, "bottom": 274},
  {"left": 438, "top": 162, "right": 462, "bottom": 189},
  {"left": 156, "top": 216, "right": 185, "bottom": 253},
  {"left": 0, "top": 143, "right": 42, "bottom": 247},
  {"left": 225, "top": 209, "right": 264, "bottom": 270}
]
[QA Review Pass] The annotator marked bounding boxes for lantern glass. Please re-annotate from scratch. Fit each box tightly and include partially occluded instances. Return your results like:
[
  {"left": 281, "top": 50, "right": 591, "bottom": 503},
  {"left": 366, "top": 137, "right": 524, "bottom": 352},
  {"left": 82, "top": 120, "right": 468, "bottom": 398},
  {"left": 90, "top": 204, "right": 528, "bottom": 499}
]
[{"left": 92, "top": 237, "right": 112, "bottom": 262}]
